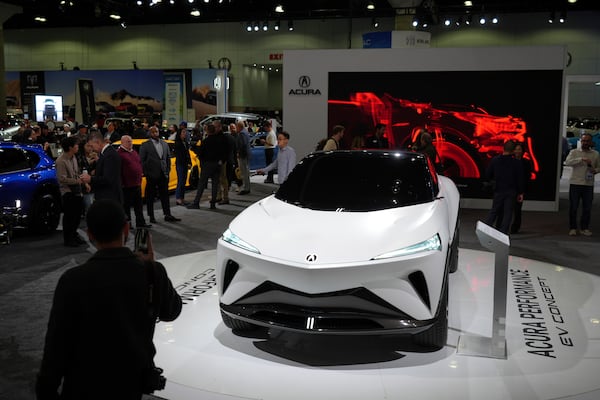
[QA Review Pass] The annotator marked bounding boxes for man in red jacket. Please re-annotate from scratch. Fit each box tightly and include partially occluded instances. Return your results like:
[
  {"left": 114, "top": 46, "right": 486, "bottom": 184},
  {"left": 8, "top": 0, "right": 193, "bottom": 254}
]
[{"left": 118, "top": 135, "right": 152, "bottom": 229}]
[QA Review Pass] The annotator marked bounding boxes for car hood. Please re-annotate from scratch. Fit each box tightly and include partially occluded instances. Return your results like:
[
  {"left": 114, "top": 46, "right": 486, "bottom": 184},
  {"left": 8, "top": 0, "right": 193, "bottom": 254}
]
[{"left": 227, "top": 195, "right": 444, "bottom": 265}]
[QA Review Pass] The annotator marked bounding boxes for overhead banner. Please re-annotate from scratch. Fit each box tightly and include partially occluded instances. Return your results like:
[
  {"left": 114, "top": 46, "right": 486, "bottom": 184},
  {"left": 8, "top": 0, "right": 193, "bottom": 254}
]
[
  {"left": 20, "top": 71, "right": 45, "bottom": 119},
  {"left": 75, "top": 79, "right": 96, "bottom": 125},
  {"left": 362, "top": 31, "right": 431, "bottom": 49},
  {"left": 164, "top": 72, "right": 185, "bottom": 127}
]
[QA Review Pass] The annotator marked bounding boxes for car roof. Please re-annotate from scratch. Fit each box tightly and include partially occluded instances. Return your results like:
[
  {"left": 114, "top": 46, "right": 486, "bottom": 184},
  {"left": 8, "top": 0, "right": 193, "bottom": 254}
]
[
  {"left": 199, "top": 113, "right": 266, "bottom": 123},
  {"left": 113, "top": 138, "right": 175, "bottom": 145}
]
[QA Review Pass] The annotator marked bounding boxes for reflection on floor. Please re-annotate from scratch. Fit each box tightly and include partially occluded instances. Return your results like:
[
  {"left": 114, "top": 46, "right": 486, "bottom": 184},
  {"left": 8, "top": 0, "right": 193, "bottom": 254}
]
[{"left": 152, "top": 249, "right": 600, "bottom": 400}]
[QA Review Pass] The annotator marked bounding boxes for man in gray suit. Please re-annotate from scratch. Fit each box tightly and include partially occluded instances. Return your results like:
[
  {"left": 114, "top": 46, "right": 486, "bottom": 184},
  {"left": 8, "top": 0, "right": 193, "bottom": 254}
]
[{"left": 139, "top": 126, "right": 180, "bottom": 223}]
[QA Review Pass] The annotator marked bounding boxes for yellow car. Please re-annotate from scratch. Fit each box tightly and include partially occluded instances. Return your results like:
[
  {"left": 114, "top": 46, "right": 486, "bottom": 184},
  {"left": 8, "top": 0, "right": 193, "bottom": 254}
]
[{"left": 113, "top": 138, "right": 200, "bottom": 197}]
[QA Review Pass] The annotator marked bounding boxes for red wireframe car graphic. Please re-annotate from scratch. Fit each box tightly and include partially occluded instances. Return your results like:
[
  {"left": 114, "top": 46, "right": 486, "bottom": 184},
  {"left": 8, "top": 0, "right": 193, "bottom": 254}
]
[{"left": 329, "top": 92, "right": 538, "bottom": 180}]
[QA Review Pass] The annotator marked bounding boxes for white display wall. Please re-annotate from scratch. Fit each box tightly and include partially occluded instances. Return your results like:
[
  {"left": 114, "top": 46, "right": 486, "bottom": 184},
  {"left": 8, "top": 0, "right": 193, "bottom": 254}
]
[{"left": 282, "top": 46, "right": 566, "bottom": 210}]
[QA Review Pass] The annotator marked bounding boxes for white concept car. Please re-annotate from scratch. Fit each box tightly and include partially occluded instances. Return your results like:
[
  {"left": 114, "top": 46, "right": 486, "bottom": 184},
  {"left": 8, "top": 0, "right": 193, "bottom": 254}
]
[{"left": 217, "top": 150, "right": 460, "bottom": 349}]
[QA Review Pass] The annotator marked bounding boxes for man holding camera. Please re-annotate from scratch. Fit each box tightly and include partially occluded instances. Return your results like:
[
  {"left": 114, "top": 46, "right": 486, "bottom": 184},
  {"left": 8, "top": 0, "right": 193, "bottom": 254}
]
[{"left": 36, "top": 199, "right": 182, "bottom": 399}]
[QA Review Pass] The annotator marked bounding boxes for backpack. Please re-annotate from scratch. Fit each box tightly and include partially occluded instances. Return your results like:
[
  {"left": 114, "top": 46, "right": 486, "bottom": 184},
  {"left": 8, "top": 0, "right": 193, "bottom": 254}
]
[{"left": 315, "top": 138, "right": 328, "bottom": 151}]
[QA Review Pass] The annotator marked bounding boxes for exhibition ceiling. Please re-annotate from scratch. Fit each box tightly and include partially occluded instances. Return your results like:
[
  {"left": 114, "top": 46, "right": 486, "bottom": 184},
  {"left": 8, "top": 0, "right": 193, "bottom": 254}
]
[{"left": 1, "top": 0, "right": 600, "bottom": 29}]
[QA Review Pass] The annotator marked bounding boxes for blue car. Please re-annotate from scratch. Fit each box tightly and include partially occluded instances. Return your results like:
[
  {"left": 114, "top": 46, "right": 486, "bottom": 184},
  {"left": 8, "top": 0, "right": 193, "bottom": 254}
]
[
  {"left": 249, "top": 133, "right": 278, "bottom": 170},
  {"left": 0, "top": 142, "right": 61, "bottom": 236}
]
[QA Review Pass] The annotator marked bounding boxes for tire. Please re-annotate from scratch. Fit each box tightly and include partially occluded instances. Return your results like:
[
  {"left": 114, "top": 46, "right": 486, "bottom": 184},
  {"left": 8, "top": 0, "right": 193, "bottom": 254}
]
[
  {"left": 189, "top": 166, "right": 199, "bottom": 189},
  {"left": 221, "top": 310, "right": 258, "bottom": 331},
  {"left": 449, "top": 219, "right": 460, "bottom": 273},
  {"left": 412, "top": 275, "right": 448, "bottom": 350},
  {"left": 29, "top": 190, "right": 61, "bottom": 234}
]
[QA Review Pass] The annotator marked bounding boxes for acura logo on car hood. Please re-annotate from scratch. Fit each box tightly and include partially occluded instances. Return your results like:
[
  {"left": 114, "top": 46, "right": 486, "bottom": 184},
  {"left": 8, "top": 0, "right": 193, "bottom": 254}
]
[{"left": 306, "top": 254, "right": 318, "bottom": 262}]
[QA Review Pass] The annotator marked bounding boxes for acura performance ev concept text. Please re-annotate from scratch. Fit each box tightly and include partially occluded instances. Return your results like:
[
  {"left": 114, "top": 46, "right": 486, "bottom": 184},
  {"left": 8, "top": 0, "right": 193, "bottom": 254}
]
[{"left": 216, "top": 150, "right": 460, "bottom": 349}]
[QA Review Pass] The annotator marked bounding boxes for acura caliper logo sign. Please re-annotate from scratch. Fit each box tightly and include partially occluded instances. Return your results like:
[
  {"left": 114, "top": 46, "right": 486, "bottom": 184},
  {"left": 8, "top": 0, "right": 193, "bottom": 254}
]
[
  {"left": 306, "top": 254, "right": 318, "bottom": 262},
  {"left": 289, "top": 75, "right": 322, "bottom": 96}
]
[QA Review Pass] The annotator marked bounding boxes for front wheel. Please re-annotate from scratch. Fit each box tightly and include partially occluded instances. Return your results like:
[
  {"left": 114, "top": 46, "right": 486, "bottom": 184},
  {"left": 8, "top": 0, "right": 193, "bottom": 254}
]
[
  {"left": 449, "top": 219, "right": 460, "bottom": 273},
  {"left": 412, "top": 276, "right": 448, "bottom": 350},
  {"left": 29, "top": 191, "right": 61, "bottom": 234}
]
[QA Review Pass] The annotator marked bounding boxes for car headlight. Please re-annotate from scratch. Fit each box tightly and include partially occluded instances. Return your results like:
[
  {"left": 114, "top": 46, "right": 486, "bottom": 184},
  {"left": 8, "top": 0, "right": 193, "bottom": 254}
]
[
  {"left": 372, "top": 234, "right": 442, "bottom": 260},
  {"left": 221, "top": 229, "right": 260, "bottom": 254}
]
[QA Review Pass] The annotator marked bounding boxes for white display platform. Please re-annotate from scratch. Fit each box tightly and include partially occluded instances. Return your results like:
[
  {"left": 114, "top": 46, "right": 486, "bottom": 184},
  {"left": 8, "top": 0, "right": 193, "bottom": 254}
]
[{"left": 153, "top": 249, "right": 600, "bottom": 400}]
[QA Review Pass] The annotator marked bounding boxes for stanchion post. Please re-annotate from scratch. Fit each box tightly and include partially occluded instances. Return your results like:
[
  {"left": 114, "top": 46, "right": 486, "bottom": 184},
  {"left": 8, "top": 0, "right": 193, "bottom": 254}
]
[{"left": 457, "top": 221, "right": 509, "bottom": 359}]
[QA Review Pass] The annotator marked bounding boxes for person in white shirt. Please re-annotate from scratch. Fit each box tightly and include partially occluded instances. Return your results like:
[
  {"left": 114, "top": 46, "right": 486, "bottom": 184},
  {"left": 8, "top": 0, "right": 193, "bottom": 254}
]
[
  {"left": 564, "top": 133, "right": 600, "bottom": 236},
  {"left": 261, "top": 120, "right": 277, "bottom": 183}
]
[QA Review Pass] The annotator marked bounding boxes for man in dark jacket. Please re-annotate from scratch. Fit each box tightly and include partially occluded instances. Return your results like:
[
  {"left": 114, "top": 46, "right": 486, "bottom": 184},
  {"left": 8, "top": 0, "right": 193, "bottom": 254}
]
[
  {"left": 81, "top": 131, "right": 123, "bottom": 203},
  {"left": 36, "top": 199, "right": 182, "bottom": 400},
  {"left": 187, "top": 122, "right": 229, "bottom": 209},
  {"left": 365, "top": 123, "right": 389, "bottom": 149},
  {"left": 139, "top": 126, "right": 181, "bottom": 223},
  {"left": 484, "top": 140, "right": 524, "bottom": 234}
]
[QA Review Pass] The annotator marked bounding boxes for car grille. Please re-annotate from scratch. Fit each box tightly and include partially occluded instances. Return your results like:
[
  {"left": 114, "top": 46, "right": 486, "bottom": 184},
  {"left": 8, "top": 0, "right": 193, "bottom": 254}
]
[{"left": 221, "top": 281, "right": 433, "bottom": 334}]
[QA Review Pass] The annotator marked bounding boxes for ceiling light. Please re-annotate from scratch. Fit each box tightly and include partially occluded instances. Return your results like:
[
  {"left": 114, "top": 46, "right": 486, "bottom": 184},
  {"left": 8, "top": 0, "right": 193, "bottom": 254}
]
[
  {"left": 136, "top": 0, "right": 142, "bottom": 5},
  {"left": 372, "top": 17, "right": 379, "bottom": 28},
  {"left": 246, "top": 22, "right": 252, "bottom": 32},
  {"left": 567, "top": 0, "right": 577, "bottom": 3},
  {"left": 367, "top": 2, "right": 375, "bottom": 10},
  {"left": 479, "top": 15, "right": 486, "bottom": 24},
  {"left": 204, "top": 0, "right": 209, "bottom": 3},
  {"left": 559, "top": 11, "right": 566, "bottom": 23},
  {"left": 253, "top": 22, "right": 259, "bottom": 31},
  {"left": 288, "top": 20, "right": 294, "bottom": 31},
  {"left": 444, "top": 17, "right": 451, "bottom": 26},
  {"left": 455, "top": 17, "right": 462, "bottom": 26},
  {"left": 120, "top": 21, "right": 127, "bottom": 29},
  {"left": 34, "top": 16, "right": 47, "bottom": 22},
  {"left": 464, "top": 1, "right": 473, "bottom": 6},
  {"left": 169, "top": 0, "right": 175, "bottom": 4},
  {"left": 190, "top": 9, "right": 201, "bottom": 17},
  {"left": 262, "top": 21, "right": 268, "bottom": 31},
  {"left": 412, "top": 17, "right": 418, "bottom": 27},
  {"left": 275, "top": 4, "right": 284, "bottom": 13},
  {"left": 491, "top": 15, "right": 498, "bottom": 24},
  {"left": 109, "top": 14, "right": 121, "bottom": 20},
  {"left": 548, "top": 11, "right": 555, "bottom": 23},
  {"left": 274, "top": 20, "right": 280, "bottom": 30}
]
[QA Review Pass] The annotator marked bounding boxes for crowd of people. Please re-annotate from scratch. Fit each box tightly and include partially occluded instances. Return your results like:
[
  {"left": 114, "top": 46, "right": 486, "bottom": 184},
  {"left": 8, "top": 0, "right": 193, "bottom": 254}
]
[
  {"left": 6, "top": 116, "right": 301, "bottom": 246},
  {"left": 8, "top": 116, "right": 600, "bottom": 241}
]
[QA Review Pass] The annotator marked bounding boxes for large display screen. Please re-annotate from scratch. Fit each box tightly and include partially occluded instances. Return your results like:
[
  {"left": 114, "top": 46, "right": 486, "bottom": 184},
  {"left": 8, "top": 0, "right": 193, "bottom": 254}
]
[
  {"left": 328, "top": 70, "right": 563, "bottom": 201},
  {"left": 34, "top": 94, "right": 64, "bottom": 122}
]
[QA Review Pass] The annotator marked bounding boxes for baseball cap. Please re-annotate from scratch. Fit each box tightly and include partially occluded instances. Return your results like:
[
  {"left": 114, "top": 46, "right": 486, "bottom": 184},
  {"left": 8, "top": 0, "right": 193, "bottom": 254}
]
[{"left": 179, "top": 121, "right": 188, "bottom": 127}]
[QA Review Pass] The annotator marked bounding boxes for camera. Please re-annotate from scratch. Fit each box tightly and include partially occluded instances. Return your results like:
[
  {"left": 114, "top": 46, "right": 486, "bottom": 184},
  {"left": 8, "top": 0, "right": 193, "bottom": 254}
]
[
  {"left": 142, "top": 366, "right": 166, "bottom": 393},
  {"left": 134, "top": 227, "right": 150, "bottom": 254}
]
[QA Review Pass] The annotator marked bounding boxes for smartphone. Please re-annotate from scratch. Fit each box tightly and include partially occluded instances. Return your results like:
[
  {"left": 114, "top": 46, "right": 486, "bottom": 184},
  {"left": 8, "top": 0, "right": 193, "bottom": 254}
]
[{"left": 134, "top": 228, "right": 150, "bottom": 254}]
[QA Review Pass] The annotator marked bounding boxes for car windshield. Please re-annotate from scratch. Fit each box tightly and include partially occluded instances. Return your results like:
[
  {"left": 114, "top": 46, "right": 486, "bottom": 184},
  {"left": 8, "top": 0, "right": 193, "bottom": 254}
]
[{"left": 276, "top": 151, "right": 437, "bottom": 211}]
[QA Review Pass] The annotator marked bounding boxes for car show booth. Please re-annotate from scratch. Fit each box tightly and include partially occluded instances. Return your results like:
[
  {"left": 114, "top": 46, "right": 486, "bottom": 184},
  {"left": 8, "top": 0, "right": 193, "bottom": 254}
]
[
  {"left": 282, "top": 46, "right": 567, "bottom": 211},
  {"left": 151, "top": 248, "right": 600, "bottom": 400}
]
